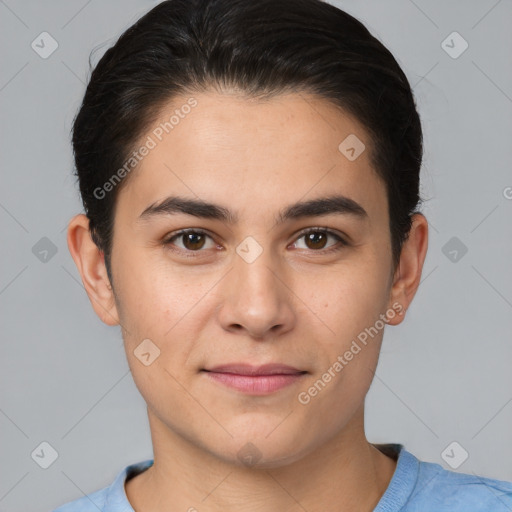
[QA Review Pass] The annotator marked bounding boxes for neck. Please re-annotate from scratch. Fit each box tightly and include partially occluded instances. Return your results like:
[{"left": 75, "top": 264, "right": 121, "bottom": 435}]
[{"left": 126, "top": 405, "right": 397, "bottom": 512}]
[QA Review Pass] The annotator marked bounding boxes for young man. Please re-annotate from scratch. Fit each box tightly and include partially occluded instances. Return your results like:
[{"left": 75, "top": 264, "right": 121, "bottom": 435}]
[{"left": 56, "top": 0, "right": 512, "bottom": 510}]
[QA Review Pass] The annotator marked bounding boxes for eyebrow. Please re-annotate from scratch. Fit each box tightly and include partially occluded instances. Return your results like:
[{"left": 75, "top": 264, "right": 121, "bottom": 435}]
[{"left": 137, "top": 194, "right": 368, "bottom": 226}]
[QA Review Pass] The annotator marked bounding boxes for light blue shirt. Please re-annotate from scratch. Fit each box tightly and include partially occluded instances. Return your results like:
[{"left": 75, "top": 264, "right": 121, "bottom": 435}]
[{"left": 52, "top": 444, "right": 512, "bottom": 511}]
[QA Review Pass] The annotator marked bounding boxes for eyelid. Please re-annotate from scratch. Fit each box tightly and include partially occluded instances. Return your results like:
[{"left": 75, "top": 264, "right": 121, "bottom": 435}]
[{"left": 293, "top": 226, "right": 348, "bottom": 242}]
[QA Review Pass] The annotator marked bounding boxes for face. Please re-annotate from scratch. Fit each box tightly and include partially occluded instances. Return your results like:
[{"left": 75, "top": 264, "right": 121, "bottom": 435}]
[{"left": 93, "top": 91, "right": 410, "bottom": 468}]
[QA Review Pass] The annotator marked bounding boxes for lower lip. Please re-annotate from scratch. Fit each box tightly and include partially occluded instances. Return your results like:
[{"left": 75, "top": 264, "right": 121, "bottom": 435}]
[{"left": 203, "top": 371, "right": 306, "bottom": 394}]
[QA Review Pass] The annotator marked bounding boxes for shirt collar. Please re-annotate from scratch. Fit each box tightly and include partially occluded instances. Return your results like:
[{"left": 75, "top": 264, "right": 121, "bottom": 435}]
[{"left": 103, "top": 444, "right": 418, "bottom": 511}]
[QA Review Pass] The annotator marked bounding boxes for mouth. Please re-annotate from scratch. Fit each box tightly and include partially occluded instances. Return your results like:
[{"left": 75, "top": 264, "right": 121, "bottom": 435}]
[{"left": 201, "top": 363, "right": 308, "bottom": 395}]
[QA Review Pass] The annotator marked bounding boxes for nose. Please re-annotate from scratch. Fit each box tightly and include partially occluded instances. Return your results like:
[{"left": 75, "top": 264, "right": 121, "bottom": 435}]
[{"left": 215, "top": 242, "right": 296, "bottom": 340}]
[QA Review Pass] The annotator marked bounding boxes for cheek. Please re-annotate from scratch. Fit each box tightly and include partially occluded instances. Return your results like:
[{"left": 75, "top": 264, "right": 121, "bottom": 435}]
[
  {"left": 114, "top": 254, "right": 194, "bottom": 335},
  {"left": 301, "top": 279, "right": 386, "bottom": 418},
  {"left": 115, "top": 258, "right": 216, "bottom": 376},
  {"left": 314, "top": 263, "right": 390, "bottom": 337}
]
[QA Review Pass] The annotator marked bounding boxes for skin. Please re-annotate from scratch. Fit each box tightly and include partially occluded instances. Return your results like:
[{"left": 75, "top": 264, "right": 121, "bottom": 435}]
[{"left": 67, "top": 90, "right": 428, "bottom": 511}]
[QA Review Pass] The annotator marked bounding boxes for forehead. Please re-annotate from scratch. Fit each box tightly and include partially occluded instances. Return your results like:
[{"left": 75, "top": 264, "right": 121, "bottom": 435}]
[{"left": 115, "top": 91, "right": 386, "bottom": 224}]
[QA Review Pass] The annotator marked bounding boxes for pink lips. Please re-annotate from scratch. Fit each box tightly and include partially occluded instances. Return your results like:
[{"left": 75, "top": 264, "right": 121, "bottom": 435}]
[{"left": 202, "top": 363, "right": 307, "bottom": 395}]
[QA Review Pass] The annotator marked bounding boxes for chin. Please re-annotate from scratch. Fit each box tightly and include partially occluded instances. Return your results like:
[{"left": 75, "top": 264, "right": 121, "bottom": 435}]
[{"left": 216, "top": 427, "right": 313, "bottom": 470}]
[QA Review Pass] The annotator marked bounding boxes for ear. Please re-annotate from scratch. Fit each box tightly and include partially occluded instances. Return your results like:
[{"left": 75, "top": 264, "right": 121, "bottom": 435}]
[
  {"left": 386, "top": 213, "right": 428, "bottom": 326},
  {"left": 66, "top": 214, "right": 120, "bottom": 326}
]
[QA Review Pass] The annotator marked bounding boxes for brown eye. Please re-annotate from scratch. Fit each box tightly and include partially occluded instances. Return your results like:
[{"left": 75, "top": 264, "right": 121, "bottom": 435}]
[
  {"left": 304, "top": 231, "right": 328, "bottom": 250},
  {"left": 292, "top": 228, "right": 347, "bottom": 253},
  {"left": 164, "top": 229, "right": 216, "bottom": 253},
  {"left": 180, "top": 232, "right": 206, "bottom": 250},
  {"left": 163, "top": 227, "right": 347, "bottom": 258}
]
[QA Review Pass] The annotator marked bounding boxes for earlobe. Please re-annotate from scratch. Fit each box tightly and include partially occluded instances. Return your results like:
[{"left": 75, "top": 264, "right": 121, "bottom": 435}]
[
  {"left": 386, "top": 213, "right": 429, "bottom": 326},
  {"left": 66, "top": 214, "right": 120, "bottom": 326}
]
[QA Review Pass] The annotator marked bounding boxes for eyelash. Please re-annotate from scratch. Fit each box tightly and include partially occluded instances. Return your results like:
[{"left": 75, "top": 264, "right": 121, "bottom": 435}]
[{"left": 162, "top": 227, "right": 349, "bottom": 257}]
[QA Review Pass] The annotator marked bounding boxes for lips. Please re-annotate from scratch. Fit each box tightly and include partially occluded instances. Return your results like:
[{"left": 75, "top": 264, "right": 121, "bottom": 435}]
[
  {"left": 202, "top": 363, "right": 307, "bottom": 394},
  {"left": 203, "top": 363, "right": 306, "bottom": 376}
]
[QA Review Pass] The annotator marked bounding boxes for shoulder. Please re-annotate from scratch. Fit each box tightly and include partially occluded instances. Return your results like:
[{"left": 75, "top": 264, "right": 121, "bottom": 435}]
[
  {"left": 375, "top": 444, "right": 512, "bottom": 512},
  {"left": 50, "top": 459, "right": 154, "bottom": 512},
  {"left": 50, "top": 487, "right": 108, "bottom": 512},
  {"left": 408, "top": 456, "right": 512, "bottom": 511}
]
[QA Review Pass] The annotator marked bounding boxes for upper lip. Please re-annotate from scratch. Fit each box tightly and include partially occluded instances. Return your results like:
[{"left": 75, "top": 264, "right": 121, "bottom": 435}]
[{"left": 203, "top": 363, "right": 306, "bottom": 376}]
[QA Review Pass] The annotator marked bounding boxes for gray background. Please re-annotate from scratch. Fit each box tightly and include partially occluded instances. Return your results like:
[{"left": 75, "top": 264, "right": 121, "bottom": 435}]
[{"left": 1, "top": 0, "right": 511, "bottom": 510}]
